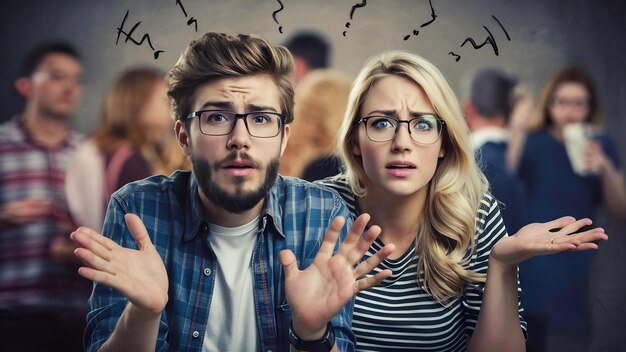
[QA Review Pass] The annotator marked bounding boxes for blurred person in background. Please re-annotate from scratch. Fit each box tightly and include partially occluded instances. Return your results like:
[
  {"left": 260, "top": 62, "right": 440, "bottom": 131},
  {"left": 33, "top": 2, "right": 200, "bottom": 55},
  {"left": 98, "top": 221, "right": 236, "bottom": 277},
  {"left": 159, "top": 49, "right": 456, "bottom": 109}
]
[
  {"left": 284, "top": 31, "right": 330, "bottom": 84},
  {"left": 65, "top": 66, "right": 188, "bottom": 231},
  {"left": 511, "top": 67, "right": 626, "bottom": 351},
  {"left": 0, "top": 41, "right": 88, "bottom": 351},
  {"left": 464, "top": 68, "right": 527, "bottom": 234},
  {"left": 279, "top": 69, "right": 351, "bottom": 180}
]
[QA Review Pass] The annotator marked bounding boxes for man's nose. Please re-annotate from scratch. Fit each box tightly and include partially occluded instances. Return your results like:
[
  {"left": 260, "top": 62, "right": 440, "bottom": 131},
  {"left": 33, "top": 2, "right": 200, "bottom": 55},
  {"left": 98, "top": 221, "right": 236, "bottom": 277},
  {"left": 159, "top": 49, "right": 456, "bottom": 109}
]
[{"left": 226, "top": 118, "right": 251, "bottom": 150}]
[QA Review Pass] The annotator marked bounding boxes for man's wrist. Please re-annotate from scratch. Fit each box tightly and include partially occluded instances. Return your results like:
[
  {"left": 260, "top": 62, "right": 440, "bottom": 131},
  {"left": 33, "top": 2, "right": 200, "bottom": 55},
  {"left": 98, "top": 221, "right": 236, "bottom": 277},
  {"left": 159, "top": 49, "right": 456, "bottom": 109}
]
[
  {"left": 289, "top": 320, "right": 335, "bottom": 352},
  {"left": 291, "top": 318, "right": 327, "bottom": 341}
]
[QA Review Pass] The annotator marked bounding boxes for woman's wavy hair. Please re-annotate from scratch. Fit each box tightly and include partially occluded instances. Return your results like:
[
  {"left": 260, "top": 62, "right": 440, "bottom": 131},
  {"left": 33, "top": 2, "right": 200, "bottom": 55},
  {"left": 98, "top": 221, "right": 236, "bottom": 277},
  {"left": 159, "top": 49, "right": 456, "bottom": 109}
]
[
  {"left": 337, "top": 50, "right": 489, "bottom": 303},
  {"left": 529, "top": 67, "right": 603, "bottom": 131},
  {"left": 93, "top": 66, "right": 165, "bottom": 152}
]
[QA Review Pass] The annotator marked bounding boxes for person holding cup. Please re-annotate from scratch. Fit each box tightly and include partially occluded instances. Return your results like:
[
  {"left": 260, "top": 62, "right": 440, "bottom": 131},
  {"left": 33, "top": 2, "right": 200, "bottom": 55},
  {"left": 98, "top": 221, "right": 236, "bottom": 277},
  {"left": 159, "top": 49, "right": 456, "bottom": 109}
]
[{"left": 511, "top": 67, "right": 626, "bottom": 351}]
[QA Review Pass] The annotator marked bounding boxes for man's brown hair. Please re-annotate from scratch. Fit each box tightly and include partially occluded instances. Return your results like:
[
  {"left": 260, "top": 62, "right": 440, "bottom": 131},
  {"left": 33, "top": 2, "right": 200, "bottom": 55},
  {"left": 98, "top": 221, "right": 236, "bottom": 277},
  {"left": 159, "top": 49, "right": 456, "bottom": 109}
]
[{"left": 168, "top": 33, "right": 295, "bottom": 126}]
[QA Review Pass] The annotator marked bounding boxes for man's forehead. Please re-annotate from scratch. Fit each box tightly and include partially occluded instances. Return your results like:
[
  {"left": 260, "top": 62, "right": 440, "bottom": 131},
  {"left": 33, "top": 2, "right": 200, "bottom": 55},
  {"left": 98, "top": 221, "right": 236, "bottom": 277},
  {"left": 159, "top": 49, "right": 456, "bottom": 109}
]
[
  {"left": 192, "top": 75, "right": 281, "bottom": 110},
  {"left": 36, "top": 53, "right": 82, "bottom": 73}
]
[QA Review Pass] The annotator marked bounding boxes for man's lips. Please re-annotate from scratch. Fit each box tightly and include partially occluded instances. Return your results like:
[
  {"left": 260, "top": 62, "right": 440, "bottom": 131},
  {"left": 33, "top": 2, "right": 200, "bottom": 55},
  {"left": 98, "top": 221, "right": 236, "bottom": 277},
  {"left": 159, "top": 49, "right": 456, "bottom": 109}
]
[
  {"left": 223, "top": 160, "right": 256, "bottom": 169},
  {"left": 220, "top": 159, "right": 257, "bottom": 177}
]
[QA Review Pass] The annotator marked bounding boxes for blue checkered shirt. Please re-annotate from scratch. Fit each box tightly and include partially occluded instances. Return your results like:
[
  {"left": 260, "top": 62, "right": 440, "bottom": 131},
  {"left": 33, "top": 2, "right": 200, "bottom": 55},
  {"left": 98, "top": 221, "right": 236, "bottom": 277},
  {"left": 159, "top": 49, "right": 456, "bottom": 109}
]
[{"left": 85, "top": 171, "right": 356, "bottom": 351}]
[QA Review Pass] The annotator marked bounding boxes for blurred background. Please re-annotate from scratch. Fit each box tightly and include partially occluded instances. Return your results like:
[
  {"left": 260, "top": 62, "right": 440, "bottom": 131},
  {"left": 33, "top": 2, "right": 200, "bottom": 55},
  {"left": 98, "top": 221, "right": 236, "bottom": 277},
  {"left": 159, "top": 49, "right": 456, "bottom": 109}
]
[{"left": 0, "top": 0, "right": 624, "bottom": 350}]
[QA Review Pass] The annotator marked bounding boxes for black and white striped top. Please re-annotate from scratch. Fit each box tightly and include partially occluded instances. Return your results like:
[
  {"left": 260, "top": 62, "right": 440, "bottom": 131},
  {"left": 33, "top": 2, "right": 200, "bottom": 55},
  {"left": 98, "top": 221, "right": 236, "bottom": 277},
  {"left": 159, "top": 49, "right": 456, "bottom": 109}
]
[{"left": 318, "top": 176, "right": 527, "bottom": 351}]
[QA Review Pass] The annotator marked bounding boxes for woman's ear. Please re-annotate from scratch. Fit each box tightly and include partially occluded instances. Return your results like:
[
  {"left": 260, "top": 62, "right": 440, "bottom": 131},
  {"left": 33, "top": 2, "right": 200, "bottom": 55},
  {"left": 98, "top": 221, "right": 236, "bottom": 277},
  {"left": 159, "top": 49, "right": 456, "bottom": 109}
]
[
  {"left": 175, "top": 120, "right": 191, "bottom": 156},
  {"left": 352, "top": 142, "right": 361, "bottom": 156}
]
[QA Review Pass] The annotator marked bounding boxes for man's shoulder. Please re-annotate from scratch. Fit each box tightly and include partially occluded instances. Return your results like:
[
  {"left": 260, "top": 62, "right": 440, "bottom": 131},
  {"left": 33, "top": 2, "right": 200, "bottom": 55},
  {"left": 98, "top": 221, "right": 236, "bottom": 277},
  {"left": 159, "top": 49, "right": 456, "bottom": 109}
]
[
  {"left": 0, "top": 118, "right": 23, "bottom": 144},
  {"left": 113, "top": 170, "right": 191, "bottom": 200},
  {"left": 268, "top": 176, "right": 346, "bottom": 216},
  {"left": 274, "top": 175, "right": 342, "bottom": 199}
]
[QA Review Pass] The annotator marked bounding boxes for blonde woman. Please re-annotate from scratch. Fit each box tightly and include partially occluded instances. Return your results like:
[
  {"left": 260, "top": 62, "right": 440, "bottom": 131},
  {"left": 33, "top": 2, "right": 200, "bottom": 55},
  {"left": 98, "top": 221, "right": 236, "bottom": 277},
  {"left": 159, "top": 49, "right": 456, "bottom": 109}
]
[{"left": 317, "top": 51, "right": 607, "bottom": 351}]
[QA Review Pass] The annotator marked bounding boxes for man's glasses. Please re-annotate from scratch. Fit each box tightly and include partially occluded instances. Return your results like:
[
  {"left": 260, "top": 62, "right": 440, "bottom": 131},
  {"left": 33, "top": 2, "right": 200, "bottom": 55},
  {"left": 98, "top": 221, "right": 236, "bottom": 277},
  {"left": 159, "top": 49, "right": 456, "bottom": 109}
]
[
  {"left": 186, "top": 110, "right": 286, "bottom": 138},
  {"left": 356, "top": 114, "right": 446, "bottom": 144}
]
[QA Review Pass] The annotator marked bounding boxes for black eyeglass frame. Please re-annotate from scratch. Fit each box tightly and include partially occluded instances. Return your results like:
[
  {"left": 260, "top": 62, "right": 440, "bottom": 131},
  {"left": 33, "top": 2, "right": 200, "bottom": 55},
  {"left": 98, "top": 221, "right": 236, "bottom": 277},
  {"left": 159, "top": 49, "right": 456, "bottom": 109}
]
[
  {"left": 185, "top": 109, "right": 287, "bottom": 138},
  {"left": 355, "top": 114, "right": 446, "bottom": 144}
]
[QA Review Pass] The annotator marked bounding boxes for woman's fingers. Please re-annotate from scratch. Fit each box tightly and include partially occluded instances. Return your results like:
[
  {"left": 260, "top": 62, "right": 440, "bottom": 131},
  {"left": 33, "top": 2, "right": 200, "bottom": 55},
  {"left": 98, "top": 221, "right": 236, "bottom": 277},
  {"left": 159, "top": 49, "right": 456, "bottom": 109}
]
[
  {"left": 556, "top": 218, "right": 593, "bottom": 236},
  {"left": 545, "top": 216, "right": 577, "bottom": 232}
]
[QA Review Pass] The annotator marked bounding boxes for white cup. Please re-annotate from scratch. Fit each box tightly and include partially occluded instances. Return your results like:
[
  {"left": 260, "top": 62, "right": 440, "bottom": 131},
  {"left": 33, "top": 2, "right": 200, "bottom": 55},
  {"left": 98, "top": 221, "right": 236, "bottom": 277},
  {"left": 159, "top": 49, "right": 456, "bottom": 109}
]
[{"left": 563, "top": 123, "right": 592, "bottom": 176}]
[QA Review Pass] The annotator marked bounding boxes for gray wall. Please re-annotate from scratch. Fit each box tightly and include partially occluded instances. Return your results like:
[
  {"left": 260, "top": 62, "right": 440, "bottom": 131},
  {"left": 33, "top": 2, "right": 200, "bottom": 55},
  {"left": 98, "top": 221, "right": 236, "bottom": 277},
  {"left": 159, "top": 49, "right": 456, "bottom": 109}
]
[{"left": 1, "top": 0, "right": 625, "bottom": 349}]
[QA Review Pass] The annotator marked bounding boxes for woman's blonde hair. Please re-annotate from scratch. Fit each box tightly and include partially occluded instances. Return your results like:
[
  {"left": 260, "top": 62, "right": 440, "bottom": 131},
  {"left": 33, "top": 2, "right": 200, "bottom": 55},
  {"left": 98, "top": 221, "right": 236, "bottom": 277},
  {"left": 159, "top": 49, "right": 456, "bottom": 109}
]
[
  {"left": 337, "top": 50, "right": 488, "bottom": 303},
  {"left": 280, "top": 69, "right": 352, "bottom": 177}
]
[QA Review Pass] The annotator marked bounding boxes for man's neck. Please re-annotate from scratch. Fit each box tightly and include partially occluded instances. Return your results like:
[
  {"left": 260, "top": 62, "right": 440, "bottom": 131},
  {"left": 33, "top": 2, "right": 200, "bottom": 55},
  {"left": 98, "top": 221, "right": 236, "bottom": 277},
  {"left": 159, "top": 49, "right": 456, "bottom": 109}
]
[
  {"left": 469, "top": 115, "right": 506, "bottom": 132},
  {"left": 199, "top": 192, "right": 266, "bottom": 228},
  {"left": 23, "top": 109, "right": 70, "bottom": 148}
]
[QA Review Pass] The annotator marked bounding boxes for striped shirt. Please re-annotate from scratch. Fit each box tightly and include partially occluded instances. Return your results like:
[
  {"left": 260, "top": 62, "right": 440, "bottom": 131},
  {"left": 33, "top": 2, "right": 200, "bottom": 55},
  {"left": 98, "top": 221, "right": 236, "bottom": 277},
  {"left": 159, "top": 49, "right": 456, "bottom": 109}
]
[
  {"left": 318, "top": 176, "right": 527, "bottom": 351},
  {"left": 86, "top": 172, "right": 357, "bottom": 352},
  {"left": 0, "top": 116, "right": 89, "bottom": 313}
]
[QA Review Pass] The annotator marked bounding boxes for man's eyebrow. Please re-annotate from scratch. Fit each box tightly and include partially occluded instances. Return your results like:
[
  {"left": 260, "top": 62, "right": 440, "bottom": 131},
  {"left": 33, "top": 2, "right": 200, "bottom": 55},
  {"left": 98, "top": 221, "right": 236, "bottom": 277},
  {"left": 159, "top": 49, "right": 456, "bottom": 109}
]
[
  {"left": 248, "top": 104, "right": 278, "bottom": 112},
  {"left": 195, "top": 102, "right": 278, "bottom": 112},
  {"left": 198, "top": 101, "right": 232, "bottom": 110}
]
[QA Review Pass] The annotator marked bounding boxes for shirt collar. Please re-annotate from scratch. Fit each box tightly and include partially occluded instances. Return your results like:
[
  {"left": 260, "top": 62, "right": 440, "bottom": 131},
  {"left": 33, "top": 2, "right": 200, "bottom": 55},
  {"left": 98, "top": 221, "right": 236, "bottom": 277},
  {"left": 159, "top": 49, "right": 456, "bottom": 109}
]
[
  {"left": 183, "top": 173, "right": 286, "bottom": 242},
  {"left": 470, "top": 126, "right": 509, "bottom": 150},
  {"left": 13, "top": 115, "right": 82, "bottom": 150}
]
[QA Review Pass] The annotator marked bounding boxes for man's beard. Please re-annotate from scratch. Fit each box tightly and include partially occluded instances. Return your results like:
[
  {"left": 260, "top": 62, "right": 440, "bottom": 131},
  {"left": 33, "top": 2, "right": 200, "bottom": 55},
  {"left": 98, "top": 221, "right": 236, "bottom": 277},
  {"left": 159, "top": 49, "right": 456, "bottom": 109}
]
[
  {"left": 192, "top": 152, "right": 280, "bottom": 214},
  {"left": 39, "top": 103, "right": 73, "bottom": 122}
]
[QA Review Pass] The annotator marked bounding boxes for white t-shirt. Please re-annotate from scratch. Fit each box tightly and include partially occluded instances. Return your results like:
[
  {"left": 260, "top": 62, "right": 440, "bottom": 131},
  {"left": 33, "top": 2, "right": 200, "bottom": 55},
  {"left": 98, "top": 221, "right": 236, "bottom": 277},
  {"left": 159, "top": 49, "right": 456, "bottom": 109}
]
[{"left": 203, "top": 216, "right": 260, "bottom": 352}]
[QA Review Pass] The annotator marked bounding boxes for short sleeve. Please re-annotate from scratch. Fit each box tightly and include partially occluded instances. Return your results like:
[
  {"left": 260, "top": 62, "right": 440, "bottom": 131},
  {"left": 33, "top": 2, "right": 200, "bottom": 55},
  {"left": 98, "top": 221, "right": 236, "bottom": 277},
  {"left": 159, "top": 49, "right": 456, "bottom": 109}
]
[{"left": 462, "top": 195, "right": 528, "bottom": 340}]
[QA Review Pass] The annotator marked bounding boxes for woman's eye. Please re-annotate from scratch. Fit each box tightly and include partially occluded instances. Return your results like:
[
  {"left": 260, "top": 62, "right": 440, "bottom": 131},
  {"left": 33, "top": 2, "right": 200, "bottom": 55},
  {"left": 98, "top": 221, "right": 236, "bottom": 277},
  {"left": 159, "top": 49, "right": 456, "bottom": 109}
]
[
  {"left": 371, "top": 118, "right": 395, "bottom": 129},
  {"left": 413, "top": 118, "right": 434, "bottom": 132}
]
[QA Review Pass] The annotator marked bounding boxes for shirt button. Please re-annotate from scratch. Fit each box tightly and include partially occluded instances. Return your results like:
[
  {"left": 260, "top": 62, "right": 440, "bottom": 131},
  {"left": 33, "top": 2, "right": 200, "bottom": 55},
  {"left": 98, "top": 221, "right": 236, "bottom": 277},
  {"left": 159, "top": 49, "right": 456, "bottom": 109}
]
[
  {"left": 203, "top": 268, "right": 211, "bottom": 276},
  {"left": 192, "top": 330, "right": 200, "bottom": 338},
  {"left": 202, "top": 223, "right": 208, "bottom": 232}
]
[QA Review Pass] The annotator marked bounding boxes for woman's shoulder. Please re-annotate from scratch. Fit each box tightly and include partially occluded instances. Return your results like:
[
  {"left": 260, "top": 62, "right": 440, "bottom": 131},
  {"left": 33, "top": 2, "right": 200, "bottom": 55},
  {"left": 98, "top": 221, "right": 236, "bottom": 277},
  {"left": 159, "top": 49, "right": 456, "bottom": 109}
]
[
  {"left": 475, "top": 193, "right": 506, "bottom": 238},
  {"left": 315, "top": 175, "right": 359, "bottom": 216}
]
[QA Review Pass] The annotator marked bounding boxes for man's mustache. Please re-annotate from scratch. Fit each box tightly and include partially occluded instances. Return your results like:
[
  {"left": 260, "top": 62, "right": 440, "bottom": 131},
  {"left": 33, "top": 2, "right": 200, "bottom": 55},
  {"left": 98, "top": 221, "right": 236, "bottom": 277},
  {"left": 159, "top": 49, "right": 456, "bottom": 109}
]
[{"left": 213, "top": 152, "right": 260, "bottom": 171}]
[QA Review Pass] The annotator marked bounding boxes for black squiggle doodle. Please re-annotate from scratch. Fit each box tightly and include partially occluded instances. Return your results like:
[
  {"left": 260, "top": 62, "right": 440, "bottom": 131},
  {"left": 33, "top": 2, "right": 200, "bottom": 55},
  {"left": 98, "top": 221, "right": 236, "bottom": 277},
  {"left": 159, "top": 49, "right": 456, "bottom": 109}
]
[
  {"left": 176, "top": 0, "right": 188, "bottom": 17},
  {"left": 461, "top": 26, "right": 499, "bottom": 54},
  {"left": 492, "top": 15, "right": 510, "bottom": 41},
  {"left": 116, "top": 10, "right": 164, "bottom": 60},
  {"left": 448, "top": 52, "right": 461, "bottom": 62},
  {"left": 187, "top": 17, "right": 198, "bottom": 32},
  {"left": 451, "top": 15, "right": 511, "bottom": 62},
  {"left": 272, "top": 0, "right": 285, "bottom": 34},
  {"left": 176, "top": 0, "right": 198, "bottom": 32},
  {"left": 404, "top": 0, "right": 437, "bottom": 41},
  {"left": 343, "top": 0, "right": 367, "bottom": 37}
]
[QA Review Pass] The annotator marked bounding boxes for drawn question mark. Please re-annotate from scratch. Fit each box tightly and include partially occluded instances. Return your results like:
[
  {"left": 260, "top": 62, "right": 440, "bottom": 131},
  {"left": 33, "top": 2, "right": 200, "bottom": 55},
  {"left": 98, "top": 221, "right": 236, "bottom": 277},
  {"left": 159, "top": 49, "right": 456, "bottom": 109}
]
[
  {"left": 343, "top": 0, "right": 367, "bottom": 37},
  {"left": 272, "top": 0, "right": 285, "bottom": 33}
]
